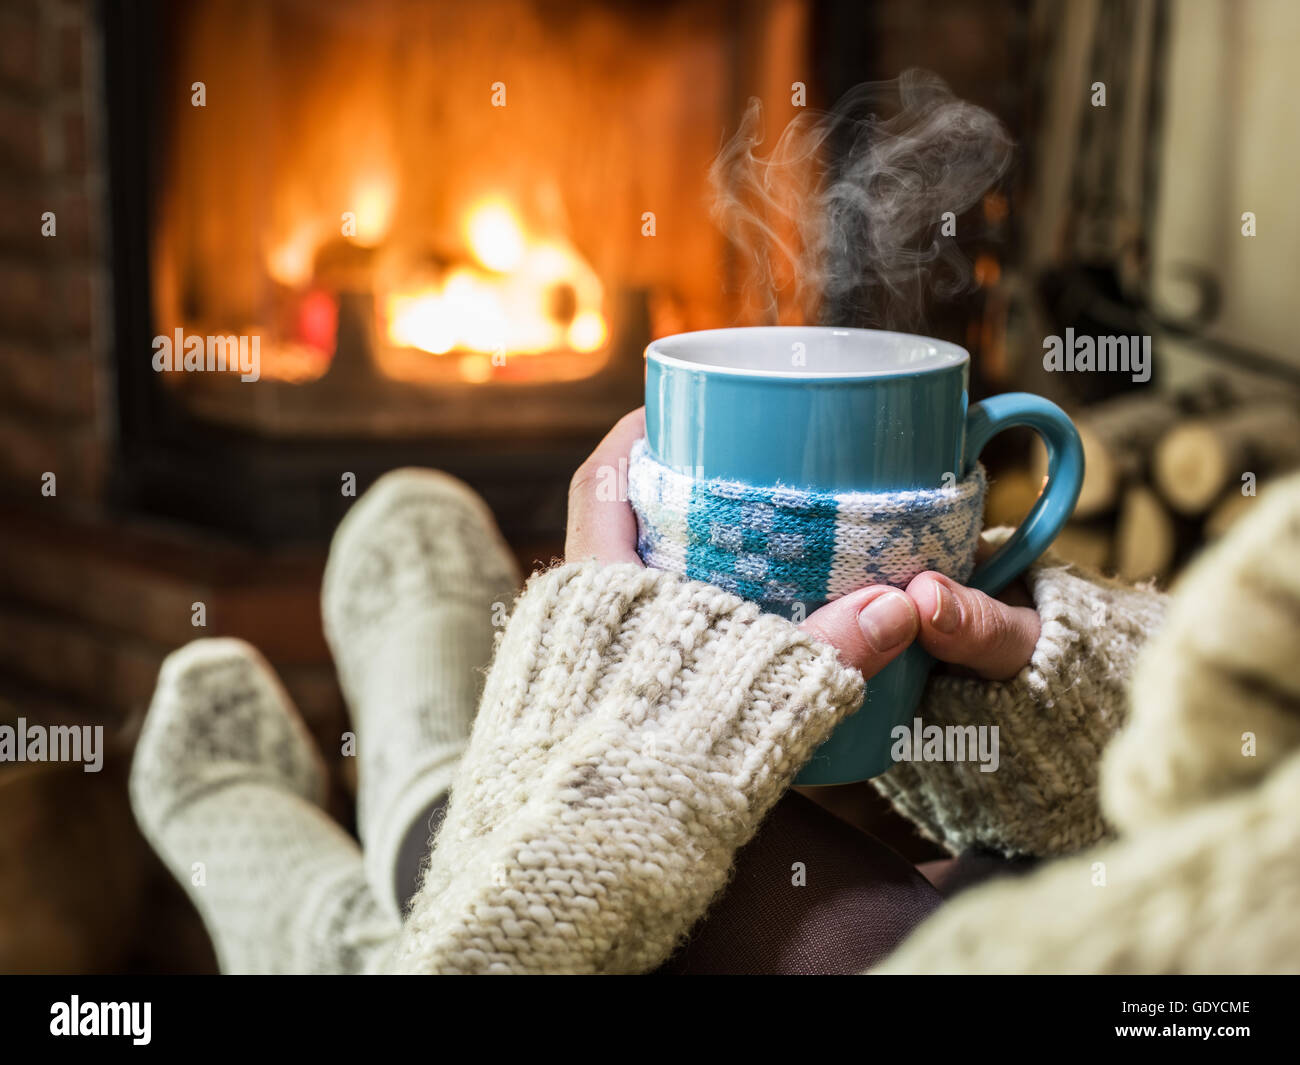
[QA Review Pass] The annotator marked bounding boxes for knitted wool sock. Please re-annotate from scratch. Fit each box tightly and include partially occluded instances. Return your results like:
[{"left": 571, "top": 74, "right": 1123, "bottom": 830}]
[
  {"left": 627, "top": 439, "right": 988, "bottom": 614},
  {"left": 322, "top": 468, "right": 520, "bottom": 917},
  {"left": 129, "top": 639, "right": 399, "bottom": 974},
  {"left": 393, "top": 562, "right": 866, "bottom": 974}
]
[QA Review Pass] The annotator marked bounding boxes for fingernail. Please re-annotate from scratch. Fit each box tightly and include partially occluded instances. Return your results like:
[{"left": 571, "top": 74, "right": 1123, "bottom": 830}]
[
  {"left": 857, "top": 591, "right": 917, "bottom": 652},
  {"left": 930, "top": 582, "right": 961, "bottom": 634}
]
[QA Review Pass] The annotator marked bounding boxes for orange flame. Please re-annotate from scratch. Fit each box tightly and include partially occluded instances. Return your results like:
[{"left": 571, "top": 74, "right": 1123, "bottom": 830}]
[{"left": 384, "top": 200, "right": 607, "bottom": 361}]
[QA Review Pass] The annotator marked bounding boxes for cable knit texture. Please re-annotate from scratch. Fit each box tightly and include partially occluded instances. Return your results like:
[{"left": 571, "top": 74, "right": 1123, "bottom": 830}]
[
  {"left": 871, "top": 527, "right": 1168, "bottom": 858},
  {"left": 875, "top": 748, "right": 1300, "bottom": 974},
  {"left": 1102, "top": 478, "right": 1300, "bottom": 832},
  {"left": 877, "top": 473, "right": 1300, "bottom": 974},
  {"left": 393, "top": 561, "right": 865, "bottom": 974},
  {"left": 131, "top": 466, "right": 1300, "bottom": 975}
]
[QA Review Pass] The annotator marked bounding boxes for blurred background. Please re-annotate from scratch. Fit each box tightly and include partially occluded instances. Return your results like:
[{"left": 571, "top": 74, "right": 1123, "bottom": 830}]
[{"left": 1, "top": 0, "right": 1298, "bottom": 972}]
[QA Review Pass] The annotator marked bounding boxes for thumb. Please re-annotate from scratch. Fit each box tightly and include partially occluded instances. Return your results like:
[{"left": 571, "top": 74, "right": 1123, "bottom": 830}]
[
  {"left": 906, "top": 571, "right": 1040, "bottom": 681},
  {"left": 800, "top": 586, "right": 919, "bottom": 679}
]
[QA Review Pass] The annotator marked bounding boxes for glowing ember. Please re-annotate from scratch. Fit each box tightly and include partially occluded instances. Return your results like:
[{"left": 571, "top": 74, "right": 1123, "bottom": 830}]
[{"left": 297, "top": 289, "right": 338, "bottom": 351}]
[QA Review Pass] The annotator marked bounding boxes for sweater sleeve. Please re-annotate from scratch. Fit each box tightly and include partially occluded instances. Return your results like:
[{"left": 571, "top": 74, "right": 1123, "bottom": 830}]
[
  {"left": 392, "top": 561, "right": 865, "bottom": 974},
  {"left": 877, "top": 474, "right": 1300, "bottom": 975},
  {"left": 871, "top": 530, "right": 1169, "bottom": 858}
]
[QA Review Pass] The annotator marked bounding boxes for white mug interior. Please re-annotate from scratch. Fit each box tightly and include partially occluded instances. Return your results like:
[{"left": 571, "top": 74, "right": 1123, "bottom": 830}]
[{"left": 646, "top": 326, "right": 969, "bottom": 378}]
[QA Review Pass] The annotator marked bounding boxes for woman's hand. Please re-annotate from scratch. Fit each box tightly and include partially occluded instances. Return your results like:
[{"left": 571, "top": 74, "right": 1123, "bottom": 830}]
[
  {"left": 565, "top": 408, "right": 648, "bottom": 568},
  {"left": 904, "top": 568, "right": 1040, "bottom": 681},
  {"left": 566, "top": 409, "right": 1038, "bottom": 682}
]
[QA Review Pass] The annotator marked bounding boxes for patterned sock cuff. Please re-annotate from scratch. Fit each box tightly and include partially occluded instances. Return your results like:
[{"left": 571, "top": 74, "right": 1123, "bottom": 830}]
[{"left": 627, "top": 438, "right": 988, "bottom": 613}]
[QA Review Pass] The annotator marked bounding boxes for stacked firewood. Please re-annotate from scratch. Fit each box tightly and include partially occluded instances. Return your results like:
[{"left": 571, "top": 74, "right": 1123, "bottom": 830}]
[{"left": 990, "top": 378, "right": 1300, "bottom": 585}]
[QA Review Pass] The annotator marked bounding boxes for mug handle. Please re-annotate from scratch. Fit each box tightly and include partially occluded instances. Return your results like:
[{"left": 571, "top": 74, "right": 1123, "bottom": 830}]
[{"left": 964, "top": 393, "right": 1084, "bottom": 597}]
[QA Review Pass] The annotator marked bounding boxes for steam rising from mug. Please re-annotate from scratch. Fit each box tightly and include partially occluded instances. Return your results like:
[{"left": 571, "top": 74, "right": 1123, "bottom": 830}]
[{"left": 709, "top": 69, "right": 1013, "bottom": 330}]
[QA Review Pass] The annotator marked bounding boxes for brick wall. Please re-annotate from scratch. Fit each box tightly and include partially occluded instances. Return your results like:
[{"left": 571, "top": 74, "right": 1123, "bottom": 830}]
[
  {"left": 0, "top": 2, "right": 359, "bottom": 971},
  {"left": 0, "top": 0, "right": 112, "bottom": 506}
]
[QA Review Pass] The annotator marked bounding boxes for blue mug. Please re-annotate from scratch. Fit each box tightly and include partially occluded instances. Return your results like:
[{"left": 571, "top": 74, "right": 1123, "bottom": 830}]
[{"left": 643, "top": 326, "right": 1084, "bottom": 786}]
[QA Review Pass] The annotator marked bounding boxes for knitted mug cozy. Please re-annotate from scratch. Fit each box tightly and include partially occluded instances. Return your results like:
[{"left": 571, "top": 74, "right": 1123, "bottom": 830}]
[{"left": 627, "top": 439, "right": 988, "bottom": 614}]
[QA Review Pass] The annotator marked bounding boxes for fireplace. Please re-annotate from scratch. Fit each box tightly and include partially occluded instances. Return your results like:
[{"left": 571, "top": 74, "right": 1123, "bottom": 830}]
[
  {"left": 99, "top": 0, "right": 1027, "bottom": 544},
  {"left": 0, "top": 0, "right": 1034, "bottom": 973},
  {"left": 102, "top": 0, "right": 777, "bottom": 543},
  {"left": 142, "top": 0, "right": 687, "bottom": 430}
]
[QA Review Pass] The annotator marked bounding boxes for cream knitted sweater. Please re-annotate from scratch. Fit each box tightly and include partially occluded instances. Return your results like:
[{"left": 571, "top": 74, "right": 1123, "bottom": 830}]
[{"left": 394, "top": 474, "right": 1300, "bottom": 974}]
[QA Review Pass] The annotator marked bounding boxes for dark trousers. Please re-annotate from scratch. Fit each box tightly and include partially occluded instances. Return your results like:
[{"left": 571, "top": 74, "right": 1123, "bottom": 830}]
[{"left": 394, "top": 789, "right": 1028, "bottom": 974}]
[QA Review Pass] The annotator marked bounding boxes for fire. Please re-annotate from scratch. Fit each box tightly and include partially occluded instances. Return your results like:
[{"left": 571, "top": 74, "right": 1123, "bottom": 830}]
[
  {"left": 383, "top": 200, "right": 608, "bottom": 364},
  {"left": 568, "top": 310, "right": 607, "bottom": 353},
  {"left": 259, "top": 194, "right": 608, "bottom": 385},
  {"left": 350, "top": 173, "right": 396, "bottom": 247},
  {"left": 267, "top": 225, "right": 318, "bottom": 288},
  {"left": 466, "top": 201, "right": 525, "bottom": 272}
]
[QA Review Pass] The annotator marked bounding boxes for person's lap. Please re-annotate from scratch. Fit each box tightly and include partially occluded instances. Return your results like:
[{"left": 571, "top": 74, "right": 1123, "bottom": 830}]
[{"left": 396, "top": 788, "right": 948, "bottom": 974}]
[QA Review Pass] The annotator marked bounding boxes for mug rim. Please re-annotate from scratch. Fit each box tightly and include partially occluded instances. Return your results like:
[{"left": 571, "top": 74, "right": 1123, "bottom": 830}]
[{"left": 646, "top": 325, "right": 969, "bottom": 381}]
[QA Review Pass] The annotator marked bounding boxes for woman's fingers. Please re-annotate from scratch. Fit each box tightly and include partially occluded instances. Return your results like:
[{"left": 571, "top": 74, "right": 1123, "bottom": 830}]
[
  {"left": 800, "top": 586, "right": 920, "bottom": 680},
  {"left": 905, "top": 571, "right": 1040, "bottom": 680},
  {"left": 565, "top": 408, "right": 647, "bottom": 566},
  {"left": 565, "top": 414, "right": 1036, "bottom": 683}
]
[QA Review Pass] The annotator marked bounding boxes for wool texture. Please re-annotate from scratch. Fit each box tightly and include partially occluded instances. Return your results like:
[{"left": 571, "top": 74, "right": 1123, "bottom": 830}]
[
  {"left": 871, "top": 527, "right": 1168, "bottom": 858},
  {"left": 131, "top": 460, "right": 1300, "bottom": 975},
  {"left": 322, "top": 467, "right": 519, "bottom": 918},
  {"left": 391, "top": 562, "right": 866, "bottom": 974},
  {"left": 877, "top": 472, "right": 1300, "bottom": 973},
  {"left": 1101, "top": 474, "right": 1300, "bottom": 833},
  {"left": 875, "top": 747, "right": 1300, "bottom": 974},
  {"left": 129, "top": 639, "right": 399, "bottom": 974},
  {"left": 627, "top": 439, "right": 988, "bottom": 614}
]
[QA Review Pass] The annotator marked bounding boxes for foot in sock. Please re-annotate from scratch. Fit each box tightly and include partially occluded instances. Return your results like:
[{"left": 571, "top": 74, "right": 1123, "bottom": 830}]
[
  {"left": 322, "top": 468, "right": 520, "bottom": 915},
  {"left": 129, "top": 638, "right": 399, "bottom": 973}
]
